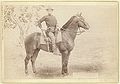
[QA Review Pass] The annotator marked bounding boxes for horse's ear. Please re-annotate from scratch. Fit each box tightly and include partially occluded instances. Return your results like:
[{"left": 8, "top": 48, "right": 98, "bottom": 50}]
[{"left": 80, "top": 12, "right": 82, "bottom": 16}]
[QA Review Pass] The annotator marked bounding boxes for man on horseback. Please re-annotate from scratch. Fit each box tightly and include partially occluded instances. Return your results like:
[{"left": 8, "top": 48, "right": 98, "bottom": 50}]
[
  {"left": 25, "top": 11, "right": 90, "bottom": 75},
  {"left": 38, "top": 6, "right": 59, "bottom": 55}
]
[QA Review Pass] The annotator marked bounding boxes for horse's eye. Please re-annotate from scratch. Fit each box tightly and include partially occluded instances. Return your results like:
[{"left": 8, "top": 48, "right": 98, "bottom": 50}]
[
  {"left": 76, "top": 20, "right": 79, "bottom": 23},
  {"left": 81, "top": 18, "right": 84, "bottom": 21}
]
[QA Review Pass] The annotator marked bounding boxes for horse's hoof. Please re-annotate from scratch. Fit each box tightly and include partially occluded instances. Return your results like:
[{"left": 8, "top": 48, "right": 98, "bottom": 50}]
[
  {"left": 33, "top": 69, "right": 36, "bottom": 73},
  {"left": 62, "top": 72, "right": 69, "bottom": 76},
  {"left": 33, "top": 71, "right": 36, "bottom": 73},
  {"left": 25, "top": 71, "right": 28, "bottom": 74}
]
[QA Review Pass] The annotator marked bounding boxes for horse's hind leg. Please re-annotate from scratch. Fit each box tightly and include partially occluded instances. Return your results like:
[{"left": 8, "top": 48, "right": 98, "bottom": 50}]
[
  {"left": 24, "top": 53, "right": 33, "bottom": 74},
  {"left": 31, "top": 49, "right": 40, "bottom": 73}
]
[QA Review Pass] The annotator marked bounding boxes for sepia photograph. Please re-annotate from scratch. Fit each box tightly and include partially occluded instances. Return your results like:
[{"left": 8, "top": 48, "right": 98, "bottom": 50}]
[{"left": 1, "top": 1, "right": 119, "bottom": 83}]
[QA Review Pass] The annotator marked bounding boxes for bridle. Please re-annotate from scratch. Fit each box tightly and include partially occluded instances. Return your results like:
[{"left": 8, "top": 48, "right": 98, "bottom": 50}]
[
  {"left": 61, "top": 27, "right": 84, "bottom": 35},
  {"left": 61, "top": 16, "right": 87, "bottom": 35}
]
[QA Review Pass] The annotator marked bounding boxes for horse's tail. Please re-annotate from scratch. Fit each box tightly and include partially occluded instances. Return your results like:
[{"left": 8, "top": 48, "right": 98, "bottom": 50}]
[{"left": 24, "top": 32, "right": 41, "bottom": 53}]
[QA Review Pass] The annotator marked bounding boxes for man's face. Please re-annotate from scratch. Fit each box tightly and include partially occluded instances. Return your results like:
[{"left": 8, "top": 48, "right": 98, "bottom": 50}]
[{"left": 47, "top": 9, "right": 53, "bottom": 15}]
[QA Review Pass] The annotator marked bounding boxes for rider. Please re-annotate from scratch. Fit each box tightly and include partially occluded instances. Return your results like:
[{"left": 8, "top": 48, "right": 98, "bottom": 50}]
[{"left": 38, "top": 6, "right": 59, "bottom": 55}]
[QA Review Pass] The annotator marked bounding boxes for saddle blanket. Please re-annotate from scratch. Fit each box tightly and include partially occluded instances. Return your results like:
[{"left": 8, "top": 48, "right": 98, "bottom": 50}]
[{"left": 40, "top": 31, "right": 62, "bottom": 44}]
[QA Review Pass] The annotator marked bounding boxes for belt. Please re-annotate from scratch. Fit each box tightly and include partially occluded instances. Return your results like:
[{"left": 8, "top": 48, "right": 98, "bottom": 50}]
[
  {"left": 47, "top": 27, "right": 56, "bottom": 32},
  {"left": 48, "top": 27, "right": 55, "bottom": 29}
]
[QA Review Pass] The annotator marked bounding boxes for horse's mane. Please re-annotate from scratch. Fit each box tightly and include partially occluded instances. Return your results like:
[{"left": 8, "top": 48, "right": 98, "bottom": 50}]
[{"left": 62, "top": 16, "right": 76, "bottom": 29}]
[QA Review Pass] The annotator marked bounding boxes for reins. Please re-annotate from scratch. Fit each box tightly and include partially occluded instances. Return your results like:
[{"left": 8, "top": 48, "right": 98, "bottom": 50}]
[{"left": 61, "top": 27, "right": 84, "bottom": 35}]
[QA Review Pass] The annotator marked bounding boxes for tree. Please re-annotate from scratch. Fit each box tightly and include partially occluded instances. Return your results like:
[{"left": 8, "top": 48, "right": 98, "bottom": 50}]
[{"left": 3, "top": 5, "right": 45, "bottom": 47}]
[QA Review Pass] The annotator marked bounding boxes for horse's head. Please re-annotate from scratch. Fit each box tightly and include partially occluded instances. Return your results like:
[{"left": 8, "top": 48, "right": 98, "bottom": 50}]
[
  {"left": 76, "top": 12, "right": 90, "bottom": 30},
  {"left": 61, "top": 12, "right": 90, "bottom": 31}
]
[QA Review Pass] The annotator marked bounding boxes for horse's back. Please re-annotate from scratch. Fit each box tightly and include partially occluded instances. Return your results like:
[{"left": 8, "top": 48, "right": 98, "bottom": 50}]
[{"left": 25, "top": 32, "right": 41, "bottom": 44}]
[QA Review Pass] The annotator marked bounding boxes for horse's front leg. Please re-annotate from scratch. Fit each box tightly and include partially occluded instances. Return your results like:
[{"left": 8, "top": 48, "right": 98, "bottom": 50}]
[{"left": 61, "top": 50, "right": 70, "bottom": 76}]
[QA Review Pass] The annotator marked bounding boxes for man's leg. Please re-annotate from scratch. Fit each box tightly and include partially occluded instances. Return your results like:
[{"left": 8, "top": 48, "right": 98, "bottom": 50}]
[{"left": 48, "top": 32, "right": 57, "bottom": 53}]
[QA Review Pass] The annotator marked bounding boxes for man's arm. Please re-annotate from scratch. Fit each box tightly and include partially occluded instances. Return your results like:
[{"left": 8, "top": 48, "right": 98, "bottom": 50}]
[{"left": 38, "top": 16, "right": 46, "bottom": 28}]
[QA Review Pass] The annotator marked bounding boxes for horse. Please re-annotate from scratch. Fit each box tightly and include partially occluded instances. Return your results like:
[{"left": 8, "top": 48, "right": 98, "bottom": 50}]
[{"left": 24, "top": 13, "right": 90, "bottom": 76}]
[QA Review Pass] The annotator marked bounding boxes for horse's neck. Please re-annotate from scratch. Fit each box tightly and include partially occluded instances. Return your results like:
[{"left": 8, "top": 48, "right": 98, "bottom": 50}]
[
  {"left": 63, "top": 25, "right": 78, "bottom": 41},
  {"left": 62, "top": 16, "right": 79, "bottom": 41}
]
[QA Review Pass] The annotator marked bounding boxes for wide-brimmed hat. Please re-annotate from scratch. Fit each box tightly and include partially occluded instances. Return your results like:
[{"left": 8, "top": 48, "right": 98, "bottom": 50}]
[{"left": 46, "top": 6, "right": 54, "bottom": 11}]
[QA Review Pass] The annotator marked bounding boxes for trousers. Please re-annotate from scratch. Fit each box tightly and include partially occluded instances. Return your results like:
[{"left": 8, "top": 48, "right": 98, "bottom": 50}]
[
  {"left": 48, "top": 31, "right": 55, "bottom": 45},
  {"left": 47, "top": 30, "right": 57, "bottom": 52}
]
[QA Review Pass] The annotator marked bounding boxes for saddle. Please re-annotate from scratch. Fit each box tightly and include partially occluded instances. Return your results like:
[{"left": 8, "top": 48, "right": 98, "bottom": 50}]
[
  {"left": 40, "top": 30, "right": 62, "bottom": 44},
  {"left": 39, "top": 30, "right": 62, "bottom": 52}
]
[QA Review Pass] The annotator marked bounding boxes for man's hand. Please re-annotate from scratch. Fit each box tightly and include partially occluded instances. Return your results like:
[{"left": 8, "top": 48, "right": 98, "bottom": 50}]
[
  {"left": 35, "top": 20, "right": 42, "bottom": 29},
  {"left": 56, "top": 25, "right": 60, "bottom": 31}
]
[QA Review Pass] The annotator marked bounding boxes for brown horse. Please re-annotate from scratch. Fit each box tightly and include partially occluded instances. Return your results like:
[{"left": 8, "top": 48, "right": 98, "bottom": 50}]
[{"left": 24, "top": 13, "right": 90, "bottom": 76}]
